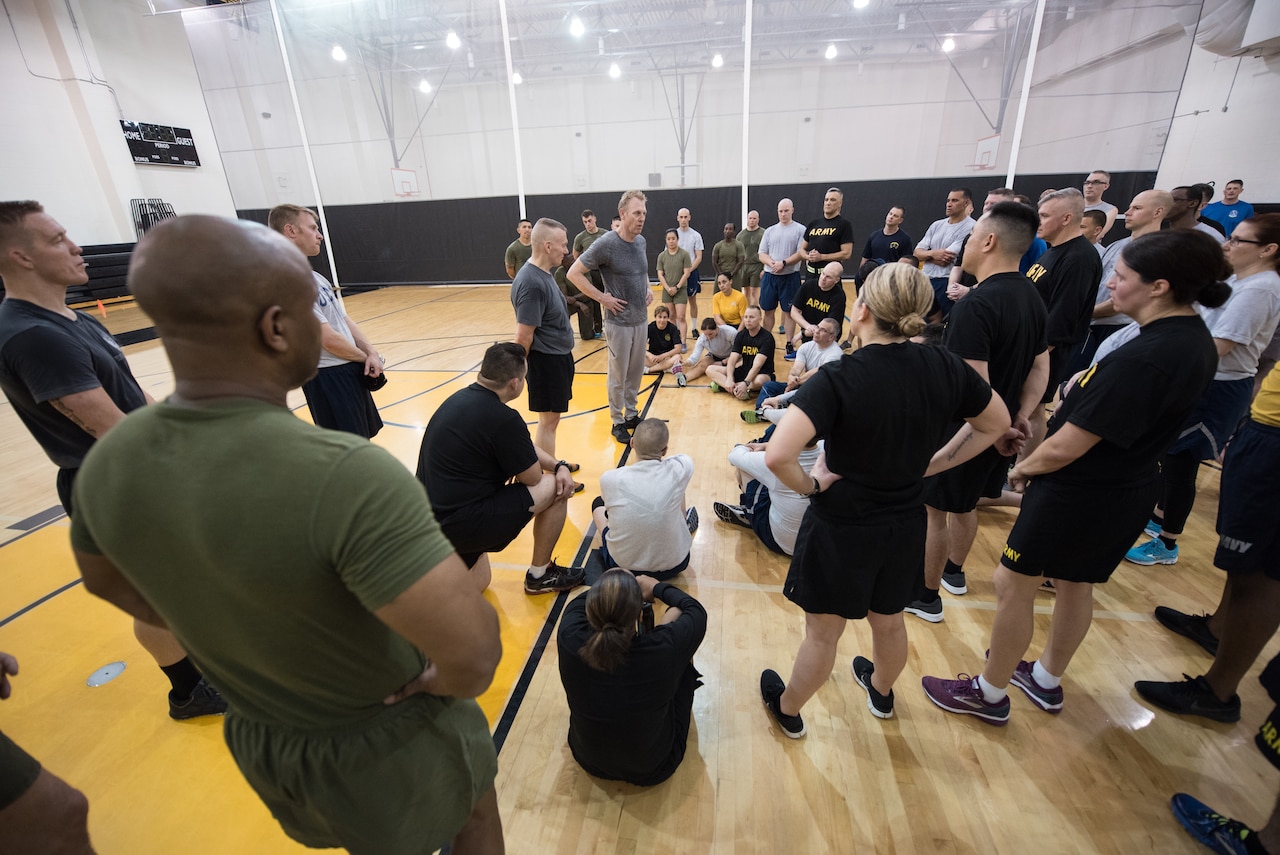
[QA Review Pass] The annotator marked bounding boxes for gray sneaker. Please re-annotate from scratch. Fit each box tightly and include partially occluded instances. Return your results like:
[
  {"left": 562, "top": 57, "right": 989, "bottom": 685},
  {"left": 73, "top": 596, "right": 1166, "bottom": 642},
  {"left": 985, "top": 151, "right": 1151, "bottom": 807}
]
[{"left": 904, "top": 597, "right": 943, "bottom": 623}]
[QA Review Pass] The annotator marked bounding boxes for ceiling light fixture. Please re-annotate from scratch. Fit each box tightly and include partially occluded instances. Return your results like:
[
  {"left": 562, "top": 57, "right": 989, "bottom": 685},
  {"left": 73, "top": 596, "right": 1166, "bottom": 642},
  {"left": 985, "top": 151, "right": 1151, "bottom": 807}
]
[
  {"left": 412, "top": 44, "right": 425, "bottom": 51},
  {"left": 853, "top": 0, "right": 869, "bottom": 8},
  {"left": 598, "top": 36, "right": 604, "bottom": 56},
  {"left": 897, "top": 12, "right": 905, "bottom": 30},
  {"left": 711, "top": 53, "right": 723, "bottom": 68},
  {"left": 570, "top": 16, "right": 585, "bottom": 38},
  {"left": 941, "top": 38, "right": 955, "bottom": 52},
  {"left": 824, "top": 43, "right": 837, "bottom": 60},
  {"left": 419, "top": 79, "right": 431, "bottom": 93},
  {"left": 512, "top": 71, "right": 523, "bottom": 85},
  {"left": 331, "top": 44, "right": 347, "bottom": 62},
  {"left": 446, "top": 31, "right": 461, "bottom": 50},
  {"left": 608, "top": 62, "right": 621, "bottom": 79}
]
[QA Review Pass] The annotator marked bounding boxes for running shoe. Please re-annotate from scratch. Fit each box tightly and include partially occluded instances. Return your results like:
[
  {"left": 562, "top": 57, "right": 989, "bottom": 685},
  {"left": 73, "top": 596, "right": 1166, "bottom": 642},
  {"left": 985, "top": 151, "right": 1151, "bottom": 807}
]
[
  {"left": 760, "top": 669, "right": 806, "bottom": 738},
  {"left": 941, "top": 568, "right": 967, "bottom": 596},
  {"left": 524, "top": 561, "right": 585, "bottom": 595},
  {"left": 673, "top": 362, "right": 686, "bottom": 387},
  {"left": 1134, "top": 675, "right": 1241, "bottom": 723},
  {"left": 1170, "top": 793, "right": 1254, "bottom": 855},
  {"left": 686, "top": 507, "right": 699, "bottom": 535},
  {"left": 904, "top": 597, "right": 943, "bottom": 623},
  {"left": 1143, "top": 518, "right": 1164, "bottom": 539},
  {"left": 740, "top": 409, "right": 764, "bottom": 424},
  {"left": 611, "top": 423, "right": 632, "bottom": 444},
  {"left": 709, "top": 381, "right": 722, "bottom": 393},
  {"left": 713, "top": 501, "right": 751, "bottom": 528},
  {"left": 852, "top": 656, "right": 894, "bottom": 719},
  {"left": 921, "top": 674, "right": 1010, "bottom": 725},
  {"left": 1125, "top": 537, "right": 1179, "bottom": 565},
  {"left": 1153, "top": 606, "right": 1219, "bottom": 656},
  {"left": 169, "top": 678, "right": 228, "bottom": 720},
  {"left": 1009, "top": 660, "right": 1064, "bottom": 712}
]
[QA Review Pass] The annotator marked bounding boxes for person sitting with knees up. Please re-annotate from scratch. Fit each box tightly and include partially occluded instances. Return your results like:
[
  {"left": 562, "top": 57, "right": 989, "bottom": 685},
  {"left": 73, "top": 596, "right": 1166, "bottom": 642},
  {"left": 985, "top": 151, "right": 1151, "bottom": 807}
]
[
  {"left": 591, "top": 419, "right": 697, "bottom": 581},
  {"left": 705, "top": 305, "right": 775, "bottom": 400},
  {"left": 682, "top": 317, "right": 737, "bottom": 385},
  {"left": 556, "top": 569, "right": 706, "bottom": 786},
  {"left": 645, "top": 305, "right": 684, "bottom": 377},
  {"left": 714, "top": 435, "right": 823, "bottom": 557}
]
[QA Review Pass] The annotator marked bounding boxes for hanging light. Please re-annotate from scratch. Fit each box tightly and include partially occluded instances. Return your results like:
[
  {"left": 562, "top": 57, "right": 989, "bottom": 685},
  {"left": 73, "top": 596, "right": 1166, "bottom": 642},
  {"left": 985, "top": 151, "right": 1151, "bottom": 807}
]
[
  {"left": 570, "top": 16, "right": 585, "bottom": 38},
  {"left": 824, "top": 43, "right": 837, "bottom": 60},
  {"left": 853, "top": 0, "right": 869, "bottom": 8},
  {"left": 711, "top": 53, "right": 723, "bottom": 68},
  {"left": 942, "top": 38, "right": 956, "bottom": 52},
  {"left": 419, "top": 79, "right": 431, "bottom": 93},
  {"left": 512, "top": 71, "right": 523, "bottom": 85},
  {"left": 331, "top": 44, "right": 347, "bottom": 62},
  {"left": 608, "top": 62, "right": 621, "bottom": 79},
  {"left": 446, "top": 31, "right": 461, "bottom": 50}
]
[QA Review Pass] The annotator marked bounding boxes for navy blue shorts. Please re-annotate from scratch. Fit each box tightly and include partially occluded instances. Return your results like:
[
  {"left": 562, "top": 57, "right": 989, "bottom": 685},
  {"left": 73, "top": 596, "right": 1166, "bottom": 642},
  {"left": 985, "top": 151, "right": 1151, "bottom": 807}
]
[
  {"left": 741, "top": 479, "right": 786, "bottom": 556},
  {"left": 931, "top": 277, "right": 954, "bottom": 320},
  {"left": 686, "top": 268, "right": 702, "bottom": 297},
  {"left": 759, "top": 271, "right": 801, "bottom": 312},
  {"left": 1214, "top": 419, "right": 1280, "bottom": 579},
  {"left": 1168, "top": 377, "right": 1253, "bottom": 460}
]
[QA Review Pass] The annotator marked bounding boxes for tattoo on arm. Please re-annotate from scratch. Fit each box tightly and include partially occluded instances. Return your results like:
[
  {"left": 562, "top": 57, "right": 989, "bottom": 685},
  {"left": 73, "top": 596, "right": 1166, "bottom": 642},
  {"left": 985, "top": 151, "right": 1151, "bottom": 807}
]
[
  {"left": 51, "top": 400, "right": 102, "bottom": 438},
  {"left": 946, "top": 431, "right": 973, "bottom": 462}
]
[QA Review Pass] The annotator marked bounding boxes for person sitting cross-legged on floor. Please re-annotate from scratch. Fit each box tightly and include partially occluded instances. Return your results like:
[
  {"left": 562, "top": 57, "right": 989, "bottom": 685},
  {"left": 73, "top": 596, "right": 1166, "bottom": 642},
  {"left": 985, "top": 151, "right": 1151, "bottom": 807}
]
[
  {"left": 705, "top": 305, "right": 775, "bottom": 400},
  {"left": 714, "top": 436, "right": 823, "bottom": 557},
  {"left": 591, "top": 419, "right": 697, "bottom": 581},
  {"left": 645, "top": 305, "right": 684, "bottom": 377},
  {"left": 681, "top": 317, "right": 737, "bottom": 385},
  {"left": 745, "top": 316, "right": 844, "bottom": 420},
  {"left": 556, "top": 569, "right": 706, "bottom": 786}
]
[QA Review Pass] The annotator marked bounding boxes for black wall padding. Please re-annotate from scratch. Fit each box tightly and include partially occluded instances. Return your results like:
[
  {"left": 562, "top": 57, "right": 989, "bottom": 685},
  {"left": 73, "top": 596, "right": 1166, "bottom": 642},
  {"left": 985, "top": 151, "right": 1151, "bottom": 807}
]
[{"left": 236, "top": 172, "right": 1160, "bottom": 288}]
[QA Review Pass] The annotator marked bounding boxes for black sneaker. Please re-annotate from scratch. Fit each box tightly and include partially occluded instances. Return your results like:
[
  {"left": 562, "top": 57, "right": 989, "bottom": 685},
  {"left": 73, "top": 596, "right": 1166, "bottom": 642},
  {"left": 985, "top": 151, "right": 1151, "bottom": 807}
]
[
  {"left": 686, "top": 507, "right": 699, "bottom": 534},
  {"left": 524, "top": 561, "right": 585, "bottom": 595},
  {"left": 611, "top": 423, "right": 632, "bottom": 444},
  {"left": 169, "top": 677, "right": 228, "bottom": 720},
  {"left": 713, "top": 501, "right": 751, "bottom": 528},
  {"left": 1134, "top": 674, "right": 1241, "bottom": 723},
  {"left": 623, "top": 415, "right": 643, "bottom": 430},
  {"left": 1040, "top": 578, "right": 1056, "bottom": 594},
  {"left": 1153, "top": 606, "right": 1219, "bottom": 656},
  {"left": 852, "top": 656, "right": 894, "bottom": 719},
  {"left": 904, "top": 597, "right": 943, "bottom": 623},
  {"left": 760, "top": 669, "right": 805, "bottom": 738},
  {"left": 941, "top": 568, "right": 967, "bottom": 596}
]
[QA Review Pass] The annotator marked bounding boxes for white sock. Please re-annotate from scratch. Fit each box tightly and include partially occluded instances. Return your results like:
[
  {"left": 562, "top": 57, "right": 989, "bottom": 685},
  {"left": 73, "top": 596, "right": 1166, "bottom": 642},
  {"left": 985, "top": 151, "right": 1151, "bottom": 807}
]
[
  {"left": 1032, "top": 660, "right": 1061, "bottom": 689},
  {"left": 528, "top": 563, "right": 548, "bottom": 579},
  {"left": 977, "top": 674, "right": 1007, "bottom": 704}
]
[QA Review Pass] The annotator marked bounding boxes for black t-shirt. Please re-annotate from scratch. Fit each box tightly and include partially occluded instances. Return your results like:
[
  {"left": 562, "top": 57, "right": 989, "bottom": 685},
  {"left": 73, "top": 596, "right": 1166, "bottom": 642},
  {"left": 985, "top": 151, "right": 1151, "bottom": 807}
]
[
  {"left": 862, "top": 229, "right": 915, "bottom": 263},
  {"left": 732, "top": 327, "right": 776, "bottom": 381},
  {"left": 953, "top": 234, "right": 979, "bottom": 288},
  {"left": 1025, "top": 236, "right": 1102, "bottom": 348},
  {"left": 417, "top": 383, "right": 538, "bottom": 514},
  {"left": 792, "top": 342, "right": 992, "bottom": 521},
  {"left": 557, "top": 583, "right": 706, "bottom": 784},
  {"left": 647, "top": 321, "right": 679, "bottom": 356},
  {"left": 792, "top": 279, "right": 848, "bottom": 334},
  {"left": 0, "top": 299, "right": 147, "bottom": 469},
  {"left": 804, "top": 216, "right": 854, "bottom": 267},
  {"left": 943, "top": 272, "right": 1048, "bottom": 416},
  {"left": 1047, "top": 315, "right": 1216, "bottom": 486}
]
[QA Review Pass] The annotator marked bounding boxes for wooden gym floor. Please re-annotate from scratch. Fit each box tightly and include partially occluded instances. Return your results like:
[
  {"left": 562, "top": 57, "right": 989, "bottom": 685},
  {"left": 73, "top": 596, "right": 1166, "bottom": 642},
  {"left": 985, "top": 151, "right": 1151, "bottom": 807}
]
[{"left": 1, "top": 284, "right": 1275, "bottom": 854}]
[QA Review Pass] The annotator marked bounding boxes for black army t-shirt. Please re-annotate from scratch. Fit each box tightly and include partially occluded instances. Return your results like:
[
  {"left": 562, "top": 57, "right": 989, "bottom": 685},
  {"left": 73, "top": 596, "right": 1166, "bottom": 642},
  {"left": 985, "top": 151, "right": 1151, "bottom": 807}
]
[{"left": 731, "top": 327, "right": 776, "bottom": 381}]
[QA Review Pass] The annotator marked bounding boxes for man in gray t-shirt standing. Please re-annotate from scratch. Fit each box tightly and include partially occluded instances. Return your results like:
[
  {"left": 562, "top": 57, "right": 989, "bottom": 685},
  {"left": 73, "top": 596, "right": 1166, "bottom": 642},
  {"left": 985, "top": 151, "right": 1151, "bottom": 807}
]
[
  {"left": 512, "top": 217, "right": 577, "bottom": 459},
  {"left": 569, "top": 190, "right": 653, "bottom": 445}
]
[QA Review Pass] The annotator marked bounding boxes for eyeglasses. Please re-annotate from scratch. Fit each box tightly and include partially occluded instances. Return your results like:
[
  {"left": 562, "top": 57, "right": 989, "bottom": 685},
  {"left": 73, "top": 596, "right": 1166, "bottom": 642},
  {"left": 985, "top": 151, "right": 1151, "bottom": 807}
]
[
  {"left": 1083, "top": 180, "right": 1109, "bottom": 185},
  {"left": 1226, "top": 235, "right": 1264, "bottom": 246}
]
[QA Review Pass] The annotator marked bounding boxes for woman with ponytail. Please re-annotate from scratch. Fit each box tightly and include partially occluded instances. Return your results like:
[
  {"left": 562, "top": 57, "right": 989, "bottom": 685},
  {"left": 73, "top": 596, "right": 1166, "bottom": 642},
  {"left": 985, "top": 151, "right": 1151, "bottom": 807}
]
[
  {"left": 556, "top": 569, "right": 706, "bottom": 785},
  {"left": 759, "top": 263, "right": 1011, "bottom": 734},
  {"left": 923, "top": 228, "right": 1223, "bottom": 726}
]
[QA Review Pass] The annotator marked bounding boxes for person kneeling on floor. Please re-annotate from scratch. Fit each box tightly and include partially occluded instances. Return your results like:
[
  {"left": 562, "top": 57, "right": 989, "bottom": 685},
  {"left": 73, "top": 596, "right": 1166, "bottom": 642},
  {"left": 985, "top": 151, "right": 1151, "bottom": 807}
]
[{"left": 591, "top": 419, "right": 697, "bottom": 581}]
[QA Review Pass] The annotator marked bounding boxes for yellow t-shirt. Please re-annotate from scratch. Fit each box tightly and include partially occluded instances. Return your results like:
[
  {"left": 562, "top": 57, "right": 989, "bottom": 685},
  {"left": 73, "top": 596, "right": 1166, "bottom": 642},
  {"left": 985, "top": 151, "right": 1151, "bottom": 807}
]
[
  {"left": 1252, "top": 367, "right": 1280, "bottom": 428},
  {"left": 712, "top": 289, "right": 748, "bottom": 327}
]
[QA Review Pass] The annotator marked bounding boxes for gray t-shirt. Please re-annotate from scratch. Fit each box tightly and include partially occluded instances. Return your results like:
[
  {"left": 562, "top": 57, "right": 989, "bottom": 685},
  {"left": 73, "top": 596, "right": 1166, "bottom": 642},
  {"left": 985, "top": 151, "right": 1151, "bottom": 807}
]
[
  {"left": 1202, "top": 270, "right": 1280, "bottom": 381},
  {"left": 578, "top": 231, "right": 650, "bottom": 327},
  {"left": 676, "top": 228, "right": 704, "bottom": 269},
  {"left": 759, "top": 222, "right": 806, "bottom": 275},
  {"left": 511, "top": 263, "right": 574, "bottom": 355},
  {"left": 1095, "top": 238, "right": 1132, "bottom": 326},
  {"left": 918, "top": 217, "right": 976, "bottom": 279},
  {"left": 312, "top": 272, "right": 358, "bottom": 369},
  {"left": 690, "top": 324, "right": 737, "bottom": 362}
]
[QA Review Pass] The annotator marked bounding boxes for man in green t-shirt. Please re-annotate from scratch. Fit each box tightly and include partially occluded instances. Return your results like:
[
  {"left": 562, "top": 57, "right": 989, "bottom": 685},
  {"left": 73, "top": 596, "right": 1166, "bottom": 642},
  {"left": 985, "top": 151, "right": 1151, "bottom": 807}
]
[
  {"left": 505, "top": 218, "right": 532, "bottom": 279},
  {"left": 712, "top": 222, "right": 747, "bottom": 292},
  {"left": 737, "top": 209, "right": 765, "bottom": 307},
  {"left": 70, "top": 215, "right": 504, "bottom": 855},
  {"left": 572, "top": 209, "right": 605, "bottom": 337}
]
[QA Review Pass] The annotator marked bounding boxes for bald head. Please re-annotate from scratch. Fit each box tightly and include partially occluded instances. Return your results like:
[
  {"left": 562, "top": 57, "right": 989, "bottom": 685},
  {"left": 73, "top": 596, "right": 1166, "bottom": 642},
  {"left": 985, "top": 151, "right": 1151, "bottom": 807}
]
[
  {"left": 1124, "top": 189, "right": 1172, "bottom": 236},
  {"left": 818, "top": 261, "right": 844, "bottom": 289},
  {"left": 130, "top": 216, "right": 321, "bottom": 395}
]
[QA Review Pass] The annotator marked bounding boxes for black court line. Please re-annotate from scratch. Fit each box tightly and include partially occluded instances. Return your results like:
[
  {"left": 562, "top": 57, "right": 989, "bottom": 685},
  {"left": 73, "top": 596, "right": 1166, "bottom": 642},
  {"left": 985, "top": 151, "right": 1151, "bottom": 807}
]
[
  {"left": 490, "top": 374, "right": 663, "bottom": 754},
  {"left": 8, "top": 505, "right": 67, "bottom": 531},
  {"left": 0, "top": 579, "right": 83, "bottom": 630}
]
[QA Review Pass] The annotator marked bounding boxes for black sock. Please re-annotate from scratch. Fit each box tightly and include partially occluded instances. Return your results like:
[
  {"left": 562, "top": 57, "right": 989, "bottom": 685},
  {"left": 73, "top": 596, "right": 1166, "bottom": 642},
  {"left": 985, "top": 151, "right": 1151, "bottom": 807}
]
[
  {"left": 1159, "top": 534, "right": 1178, "bottom": 550},
  {"left": 919, "top": 587, "right": 940, "bottom": 604},
  {"left": 160, "top": 657, "right": 203, "bottom": 700},
  {"left": 1244, "top": 830, "right": 1269, "bottom": 855},
  {"left": 944, "top": 559, "right": 964, "bottom": 576}
]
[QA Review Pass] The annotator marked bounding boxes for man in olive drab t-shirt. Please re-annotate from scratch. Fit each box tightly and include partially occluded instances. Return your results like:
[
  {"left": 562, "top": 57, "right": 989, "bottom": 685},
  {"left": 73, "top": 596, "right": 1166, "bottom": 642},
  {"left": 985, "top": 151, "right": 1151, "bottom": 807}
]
[{"left": 738, "top": 210, "right": 765, "bottom": 307}]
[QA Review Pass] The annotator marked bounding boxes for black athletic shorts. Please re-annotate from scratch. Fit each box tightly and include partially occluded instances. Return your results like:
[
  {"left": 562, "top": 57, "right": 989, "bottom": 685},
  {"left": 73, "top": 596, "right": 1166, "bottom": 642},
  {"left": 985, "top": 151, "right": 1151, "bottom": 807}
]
[
  {"left": 435, "top": 483, "right": 533, "bottom": 567},
  {"left": 922, "top": 446, "right": 1010, "bottom": 514},
  {"left": 784, "top": 505, "right": 925, "bottom": 619},
  {"left": 0, "top": 729, "right": 42, "bottom": 811},
  {"left": 302, "top": 362, "right": 384, "bottom": 439},
  {"left": 526, "top": 350, "right": 574, "bottom": 414},
  {"left": 1214, "top": 419, "right": 1280, "bottom": 579},
  {"left": 1000, "top": 476, "right": 1156, "bottom": 583}
]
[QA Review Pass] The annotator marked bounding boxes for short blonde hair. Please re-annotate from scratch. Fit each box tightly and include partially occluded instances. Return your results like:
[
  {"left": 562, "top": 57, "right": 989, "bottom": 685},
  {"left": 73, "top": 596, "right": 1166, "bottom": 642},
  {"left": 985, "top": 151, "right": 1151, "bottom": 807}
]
[
  {"left": 858, "top": 263, "right": 932, "bottom": 339},
  {"left": 618, "top": 190, "right": 647, "bottom": 212}
]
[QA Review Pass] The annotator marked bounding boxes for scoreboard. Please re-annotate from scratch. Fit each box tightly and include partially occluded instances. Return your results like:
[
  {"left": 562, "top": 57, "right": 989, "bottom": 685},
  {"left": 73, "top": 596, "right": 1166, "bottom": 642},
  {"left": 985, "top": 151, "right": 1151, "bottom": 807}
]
[{"left": 120, "top": 121, "right": 201, "bottom": 168}]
